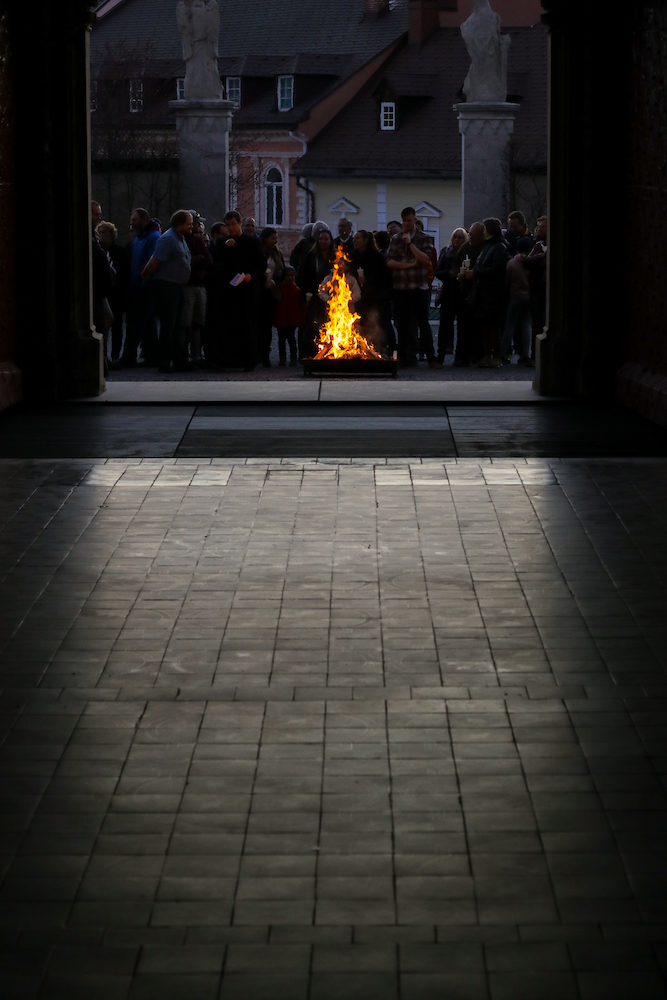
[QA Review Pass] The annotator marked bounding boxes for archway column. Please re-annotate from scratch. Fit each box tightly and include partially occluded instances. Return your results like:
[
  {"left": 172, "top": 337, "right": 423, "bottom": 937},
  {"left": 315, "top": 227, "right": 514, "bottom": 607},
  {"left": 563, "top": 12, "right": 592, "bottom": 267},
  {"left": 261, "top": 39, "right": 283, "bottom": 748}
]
[
  {"left": 535, "top": 1, "right": 628, "bottom": 400},
  {"left": 10, "top": 0, "right": 103, "bottom": 401}
]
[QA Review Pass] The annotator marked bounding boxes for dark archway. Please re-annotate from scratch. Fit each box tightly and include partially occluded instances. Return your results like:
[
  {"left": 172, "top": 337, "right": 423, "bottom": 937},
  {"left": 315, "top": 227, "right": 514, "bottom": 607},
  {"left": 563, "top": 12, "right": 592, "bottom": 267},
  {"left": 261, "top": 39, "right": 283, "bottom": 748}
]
[
  {"left": 1, "top": 0, "right": 103, "bottom": 403},
  {"left": 1, "top": 0, "right": 666, "bottom": 418},
  {"left": 536, "top": 0, "right": 667, "bottom": 423}
]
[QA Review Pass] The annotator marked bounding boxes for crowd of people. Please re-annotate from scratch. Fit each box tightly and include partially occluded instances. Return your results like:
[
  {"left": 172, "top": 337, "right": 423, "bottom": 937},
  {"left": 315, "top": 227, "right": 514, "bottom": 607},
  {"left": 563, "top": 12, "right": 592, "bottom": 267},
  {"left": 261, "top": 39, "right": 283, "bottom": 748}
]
[{"left": 90, "top": 200, "right": 547, "bottom": 374}]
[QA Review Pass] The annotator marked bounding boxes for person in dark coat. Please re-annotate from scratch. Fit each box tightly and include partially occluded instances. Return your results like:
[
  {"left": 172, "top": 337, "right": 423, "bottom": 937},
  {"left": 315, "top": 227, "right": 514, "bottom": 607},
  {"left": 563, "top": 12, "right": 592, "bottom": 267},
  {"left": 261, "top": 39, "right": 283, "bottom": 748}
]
[
  {"left": 351, "top": 229, "right": 393, "bottom": 355},
  {"left": 96, "top": 222, "right": 130, "bottom": 362},
  {"left": 505, "top": 210, "right": 534, "bottom": 257},
  {"left": 257, "top": 227, "right": 286, "bottom": 367},
  {"left": 333, "top": 218, "right": 354, "bottom": 257},
  {"left": 472, "top": 218, "right": 510, "bottom": 367},
  {"left": 435, "top": 227, "right": 467, "bottom": 364},
  {"left": 204, "top": 210, "right": 266, "bottom": 370},
  {"left": 296, "top": 228, "right": 336, "bottom": 360},
  {"left": 290, "top": 224, "right": 314, "bottom": 271},
  {"left": 121, "top": 210, "right": 161, "bottom": 367},
  {"left": 450, "top": 222, "right": 486, "bottom": 366}
]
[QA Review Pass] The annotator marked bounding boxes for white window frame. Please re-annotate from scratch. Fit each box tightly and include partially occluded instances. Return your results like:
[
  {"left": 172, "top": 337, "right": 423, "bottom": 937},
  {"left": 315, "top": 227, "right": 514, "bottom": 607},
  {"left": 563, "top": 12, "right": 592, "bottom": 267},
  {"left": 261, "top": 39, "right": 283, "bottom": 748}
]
[
  {"left": 176, "top": 78, "right": 185, "bottom": 101},
  {"left": 277, "top": 75, "right": 294, "bottom": 112},
  {"left": 380, "top": 101, "right": 395, "bottom": 131},
  {"left": 90, "top": 79, "right": 97, "bottom": 112},
  {"left": 129, "top": 79, "right": 144, "bottom": 113},
  {"left": 226, "top": 76, "right": 241, "bottom": 103},
  {"left": 264, "top": 166, "right": 284, "bottom": 227}
]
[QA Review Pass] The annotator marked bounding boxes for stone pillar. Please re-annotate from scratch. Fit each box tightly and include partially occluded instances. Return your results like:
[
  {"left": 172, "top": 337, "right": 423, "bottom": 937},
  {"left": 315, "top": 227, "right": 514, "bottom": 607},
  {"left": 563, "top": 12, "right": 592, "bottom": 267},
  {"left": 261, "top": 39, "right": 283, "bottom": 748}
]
[
  {"left": 0, "top": 4, "right": 22, "bottom": 409},
  {"left": 59, "top": 10, "right": 105, "bottom": 399},
  {"left": 453, "top": 101, "right": 519, "bottom": 227},
  {"left": 534, "top": 1, "right": 629, "bottom": 401},
  {"left": 169, "top": 99, "right": 235, "bottom": 222},
  {"left": 5, "top": 0, "right": 104, "bottom": 401}
]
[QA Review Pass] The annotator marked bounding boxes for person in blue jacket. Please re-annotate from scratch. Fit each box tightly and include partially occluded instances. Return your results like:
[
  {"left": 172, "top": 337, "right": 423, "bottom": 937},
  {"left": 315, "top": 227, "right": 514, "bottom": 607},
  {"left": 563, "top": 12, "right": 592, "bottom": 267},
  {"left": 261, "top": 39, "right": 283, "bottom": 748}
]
[{"left": 120, "top": 208, "right": 161, "bottom": 367}]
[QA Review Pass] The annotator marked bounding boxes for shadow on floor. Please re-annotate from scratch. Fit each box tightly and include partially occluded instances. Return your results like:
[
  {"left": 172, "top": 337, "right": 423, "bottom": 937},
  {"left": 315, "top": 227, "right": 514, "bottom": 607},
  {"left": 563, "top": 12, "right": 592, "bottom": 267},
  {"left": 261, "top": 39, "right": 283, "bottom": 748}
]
[{"left": 2, "top": 402, "right": 667, "bottom": 458}]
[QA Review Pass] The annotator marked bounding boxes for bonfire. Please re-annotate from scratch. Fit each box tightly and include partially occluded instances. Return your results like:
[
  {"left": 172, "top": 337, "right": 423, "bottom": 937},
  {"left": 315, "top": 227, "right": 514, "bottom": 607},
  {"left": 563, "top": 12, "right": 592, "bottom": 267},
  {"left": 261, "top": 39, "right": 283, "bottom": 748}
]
[{"left": 314, "top": 246, "right": 383, "bottom": 361}]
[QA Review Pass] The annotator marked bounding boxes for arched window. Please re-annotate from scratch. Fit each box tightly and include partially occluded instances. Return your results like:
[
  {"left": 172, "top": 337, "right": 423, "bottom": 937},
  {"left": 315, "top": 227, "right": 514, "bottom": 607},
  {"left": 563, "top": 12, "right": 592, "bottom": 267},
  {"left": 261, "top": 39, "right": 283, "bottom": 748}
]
[{"left": 265, "top": 167, "right": 283, "bottom": 226}]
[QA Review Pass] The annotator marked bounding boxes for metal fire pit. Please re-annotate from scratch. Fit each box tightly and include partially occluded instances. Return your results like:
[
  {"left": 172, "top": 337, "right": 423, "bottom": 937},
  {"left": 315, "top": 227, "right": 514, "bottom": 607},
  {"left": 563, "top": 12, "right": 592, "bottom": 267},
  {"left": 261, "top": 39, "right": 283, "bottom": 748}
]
[{"left": 303, "top": 357, "right": 398, "bottom": 378}]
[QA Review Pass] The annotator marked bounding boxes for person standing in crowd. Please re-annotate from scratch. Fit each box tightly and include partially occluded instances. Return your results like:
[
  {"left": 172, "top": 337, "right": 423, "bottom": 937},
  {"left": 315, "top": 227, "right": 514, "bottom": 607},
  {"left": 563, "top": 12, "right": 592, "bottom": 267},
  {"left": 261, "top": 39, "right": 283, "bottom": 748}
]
[
  {"left": 374, "top": 231, "right": 390, "bottom": 258},
  {"left": 472, "top": 217, "right": 510, "bottom": 368},
  {"left": 415, "top": 219, "right": 439, "bottom": 361},
  {"left": 435, "top": 228, "right": 467, "bottom": 365},
  {"left": 501, "top": 250, "right": 532, "bottom": 365},
  {"left": 387, "top": 206, "right": 437, "bottom": 368},
  {"left": 196, "top": 216, "right": 210, "bottom": 247},
  {"left": 387, "top": 220, "right": 402, "bottom": 239},
  {"left": 257, "top": 227, "right": 286, "bottom": 367},
  {"left": 242, "top": 217, "right": 258, "bottom": 238},
  {"left": 454, "top": 222, "right": 487, "bottom": 366},
  {"left": 96, "top": 221, "right": 130, "bottom": 365},
  {"left": 297, "top": 227, "right": 336, "bottom": 360},
  {"left": 205, "top": 210, "right": 266, "bottom": 370},
  {"left": 373, "top": 230, "right": 397, "bottom": 354},
  {"left": 121, "top": 208, "right": 161, "bottom": 368},
  {"left": 182, "top": 211, "right": 212, "bottom": 367},
  {"left": 290, "top": 224, "right": 314, "bottom": 270},
  {"left": 201, "top": 223, "right": 230, "bottom": 365},
  {"left": 523, "top": 215, "right": 547, "bottom": 367},
  {"left": 141, "top": 209, "right": 193, "bottom": 373},
  {"left": 274, "top": 266, "right": 304, "bottom": 366},
  {"left": 334, "top": 218, "right": 354, "bottom": 257},
  {"left": 90, "top": 203, "right": 115, "bottom": 370},
  {"left": 506, "top": 210, "right": 533, "bottom": 257},
  {"left": 91, "top": 200, "right": 103, "bottom": 229},
  {"left": 210, "top": 222, "right": 229, "bottom": 246},
  {"left": 351, "top": 229, "right": 394, "bottom": 355},
  {"left": 318, "top": 257, "right": 361, "bottom": 309}
]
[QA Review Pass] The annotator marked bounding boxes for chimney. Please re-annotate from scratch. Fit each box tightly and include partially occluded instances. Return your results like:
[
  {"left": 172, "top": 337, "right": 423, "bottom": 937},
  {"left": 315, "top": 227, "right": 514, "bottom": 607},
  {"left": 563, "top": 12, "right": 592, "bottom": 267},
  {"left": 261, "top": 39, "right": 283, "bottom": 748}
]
[
  {"left": 363, "top": 0, "right": 390, "bottom": 19},
  {"left": 409, "top": 0, "right": 456, "bottom": 44}
]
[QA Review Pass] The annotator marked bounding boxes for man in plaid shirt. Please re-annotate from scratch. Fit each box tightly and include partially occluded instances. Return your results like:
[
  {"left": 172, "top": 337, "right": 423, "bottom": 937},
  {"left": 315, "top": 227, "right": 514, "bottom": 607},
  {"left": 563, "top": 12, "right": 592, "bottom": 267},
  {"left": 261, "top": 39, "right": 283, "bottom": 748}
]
[{"left": 387, "top": 206, "right": 437, "bottom": 367}]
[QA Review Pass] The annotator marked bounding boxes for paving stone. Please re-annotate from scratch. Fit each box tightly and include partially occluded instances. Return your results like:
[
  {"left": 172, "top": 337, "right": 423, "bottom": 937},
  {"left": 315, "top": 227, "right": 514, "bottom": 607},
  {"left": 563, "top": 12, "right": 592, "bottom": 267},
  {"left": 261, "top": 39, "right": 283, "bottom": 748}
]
[{"left": 1, "top": 456, "right": 667, "bottom": 995}]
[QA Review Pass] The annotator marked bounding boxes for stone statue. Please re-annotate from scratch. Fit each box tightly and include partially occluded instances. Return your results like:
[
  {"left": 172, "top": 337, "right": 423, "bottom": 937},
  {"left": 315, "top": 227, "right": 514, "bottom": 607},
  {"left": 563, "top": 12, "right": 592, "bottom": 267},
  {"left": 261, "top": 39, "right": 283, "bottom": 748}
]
[
  {"left": 461, "top": 0, "right": 511, "bottom": 103},
  {"left": 176, "top": 0, "right": 222, "bottom": 101}
]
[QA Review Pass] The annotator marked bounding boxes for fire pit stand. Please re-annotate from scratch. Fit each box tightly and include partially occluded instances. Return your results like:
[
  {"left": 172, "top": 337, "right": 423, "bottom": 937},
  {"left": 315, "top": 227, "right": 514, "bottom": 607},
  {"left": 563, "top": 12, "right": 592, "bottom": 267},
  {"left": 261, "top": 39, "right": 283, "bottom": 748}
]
[{"left": 303, "top": 358, "right": 398, "bottom": 378}]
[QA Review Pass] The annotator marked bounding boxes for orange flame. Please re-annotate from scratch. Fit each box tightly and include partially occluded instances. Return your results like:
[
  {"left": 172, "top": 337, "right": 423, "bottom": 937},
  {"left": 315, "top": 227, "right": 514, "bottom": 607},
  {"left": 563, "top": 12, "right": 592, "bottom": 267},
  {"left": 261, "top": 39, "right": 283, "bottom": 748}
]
[{"left": 314, "top": 246, "right": 382, "bottom": 360}]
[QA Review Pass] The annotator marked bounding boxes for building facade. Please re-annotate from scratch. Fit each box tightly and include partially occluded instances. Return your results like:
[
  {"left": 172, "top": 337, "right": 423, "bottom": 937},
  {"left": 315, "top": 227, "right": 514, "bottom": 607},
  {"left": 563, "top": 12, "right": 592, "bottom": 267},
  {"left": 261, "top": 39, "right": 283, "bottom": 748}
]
[
  {"left": 91, "top": 0, "right": 411, "bottom": 247},
  {"left": 91, "top": 0, "right": 546, "bottom": 251}
]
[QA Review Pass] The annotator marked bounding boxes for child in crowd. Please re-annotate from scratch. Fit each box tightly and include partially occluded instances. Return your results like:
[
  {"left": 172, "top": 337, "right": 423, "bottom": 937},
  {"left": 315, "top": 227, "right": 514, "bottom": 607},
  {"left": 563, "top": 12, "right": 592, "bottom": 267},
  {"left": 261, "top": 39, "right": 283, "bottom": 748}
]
[{"left": 273, "top": 266, "right": 305, "bottom": 365}]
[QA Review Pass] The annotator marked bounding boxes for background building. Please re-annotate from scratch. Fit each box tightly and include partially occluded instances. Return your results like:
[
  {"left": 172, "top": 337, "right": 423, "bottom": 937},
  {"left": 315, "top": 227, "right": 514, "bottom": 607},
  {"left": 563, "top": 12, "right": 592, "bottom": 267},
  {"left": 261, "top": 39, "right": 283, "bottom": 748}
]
[
  {"left": 91, "top": 0, "right": 545, "bottom": 249},
  {"left": 294, "top": 18, "right": 547, "bottom": 249}
]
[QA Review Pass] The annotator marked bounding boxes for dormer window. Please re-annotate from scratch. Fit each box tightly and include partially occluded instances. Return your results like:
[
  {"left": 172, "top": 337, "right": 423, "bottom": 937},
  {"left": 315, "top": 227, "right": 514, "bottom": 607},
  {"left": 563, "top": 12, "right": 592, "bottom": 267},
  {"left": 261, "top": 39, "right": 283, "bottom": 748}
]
[
  {"left": 176, "top": 78, "right": 185, "bottom": 101},
  {"left": 226, "top": 77, "right": 241, "bottom": 103},
  {"left": 380, "top": 101, "right": 395, "bottom": 130},
  {"left": 278, "top": 75, "right": 294, "bottom": 112}
]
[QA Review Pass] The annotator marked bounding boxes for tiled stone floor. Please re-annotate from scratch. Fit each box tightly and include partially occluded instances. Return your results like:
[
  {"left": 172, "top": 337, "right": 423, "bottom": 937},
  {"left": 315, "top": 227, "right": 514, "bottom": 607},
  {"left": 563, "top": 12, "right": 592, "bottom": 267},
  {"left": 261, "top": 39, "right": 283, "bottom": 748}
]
[{"left": 2, "top": 457, "right": 667, "bottom": 998}]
